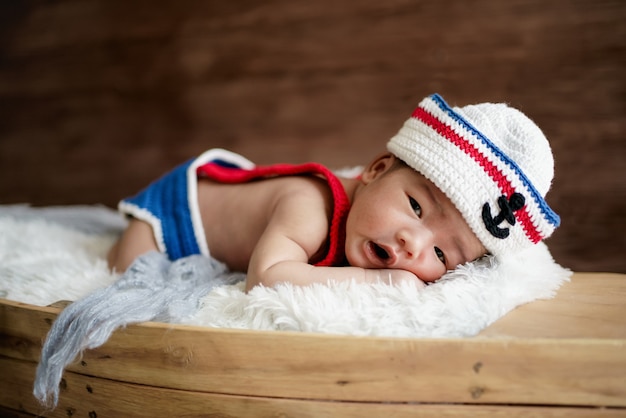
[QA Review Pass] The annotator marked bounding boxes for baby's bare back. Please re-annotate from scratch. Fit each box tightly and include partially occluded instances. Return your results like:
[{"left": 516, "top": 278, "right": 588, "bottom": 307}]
[{"left": 197, "top": 175, "right": 333, "bottom": 272}]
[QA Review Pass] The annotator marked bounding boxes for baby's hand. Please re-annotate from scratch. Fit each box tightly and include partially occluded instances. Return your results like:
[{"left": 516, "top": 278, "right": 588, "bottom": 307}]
[{"left": 366, "top": 269, "right": 426, "bottom": 288}]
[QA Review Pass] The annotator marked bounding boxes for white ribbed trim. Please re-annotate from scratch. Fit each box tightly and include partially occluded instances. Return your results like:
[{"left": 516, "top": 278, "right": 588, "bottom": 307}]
[
  {"left": 117, "top": 201, "right": 167, "bottom": 253},
  {"left": 186, "top": 148, "right": 256, "bottom": 257}
]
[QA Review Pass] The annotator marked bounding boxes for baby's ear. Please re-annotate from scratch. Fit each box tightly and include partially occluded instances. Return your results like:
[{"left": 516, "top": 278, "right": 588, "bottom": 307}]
[{"left": 360, "top": 153, "right": 397, "bottom": 184}]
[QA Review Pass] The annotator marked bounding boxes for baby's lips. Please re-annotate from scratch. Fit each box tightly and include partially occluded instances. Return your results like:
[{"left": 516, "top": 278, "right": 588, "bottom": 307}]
[{"left": 368, "top": 241, "right": 398, "bottom": 267}]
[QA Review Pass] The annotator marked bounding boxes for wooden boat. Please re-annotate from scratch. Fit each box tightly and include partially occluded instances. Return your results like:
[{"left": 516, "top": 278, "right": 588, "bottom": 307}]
[{"left": 1, "top": 272, "right": 624, "bottom": 417}]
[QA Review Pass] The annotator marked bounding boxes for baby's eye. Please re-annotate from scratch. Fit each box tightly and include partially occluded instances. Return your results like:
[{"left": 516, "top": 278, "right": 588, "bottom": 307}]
[
  {"left": 408, "top": 196, "right": 422, "bottom": 217},
  {"left": 434, "top": 247, "right": 446, "bottom": 265}
]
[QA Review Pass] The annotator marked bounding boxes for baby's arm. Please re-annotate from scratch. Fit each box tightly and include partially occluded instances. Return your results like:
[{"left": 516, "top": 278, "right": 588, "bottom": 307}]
[
  {"left": 246, "top": 258, "right": 423, "bottom": 292},
  {"left": 245, "top": 192, "right": 424, "bottom": 292}
]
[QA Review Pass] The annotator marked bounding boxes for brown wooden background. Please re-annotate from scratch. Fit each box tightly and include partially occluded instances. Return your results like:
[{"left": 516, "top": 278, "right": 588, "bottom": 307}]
[{"left": 0, "top": 0, "right": 624, "bottom": 273}]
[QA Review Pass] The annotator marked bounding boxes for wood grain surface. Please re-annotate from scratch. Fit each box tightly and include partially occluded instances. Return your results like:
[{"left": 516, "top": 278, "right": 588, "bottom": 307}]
[
  {"left": 0, "top": 0, "right": 624, "bottom": 273},
  {"left": 2, "top": 358, "right": 624, "bottom": 418},
  {"left": 1, "top": 273, "right": 625, "bottom": 417}
]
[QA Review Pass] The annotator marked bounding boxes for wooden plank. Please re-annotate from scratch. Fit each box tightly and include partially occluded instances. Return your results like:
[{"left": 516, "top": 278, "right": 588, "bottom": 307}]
[
  {"left": 1, "top": 357, "right": 624, "bottom": 418},
  {"left": 0, "top": 301, "right": 56, "bottom": 362},
  {"left": 480, "top": 272, "right": 626, "bottom": 338},
  {"left": 1, "top": 273, "right": 625, "bottom": 407},
  {"left": 0, "top": 406, "right": 37, "bottom": 418},
  {"left": 68, "top": 330, "right": 626, "bottom": 407}
]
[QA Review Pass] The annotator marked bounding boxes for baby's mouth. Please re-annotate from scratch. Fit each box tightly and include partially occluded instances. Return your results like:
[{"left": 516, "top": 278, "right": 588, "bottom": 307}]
[
  {"left": 368, "top": 242, "right": 394, "bottom": 265},
  {"left": 372, "top": 243, "right": 389, "bottom": 260}
]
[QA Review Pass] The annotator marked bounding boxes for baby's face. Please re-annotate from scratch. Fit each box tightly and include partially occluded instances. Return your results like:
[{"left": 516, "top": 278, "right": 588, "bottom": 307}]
[{"left": 345, "top": 154, "right": 486, "bottom": 283}]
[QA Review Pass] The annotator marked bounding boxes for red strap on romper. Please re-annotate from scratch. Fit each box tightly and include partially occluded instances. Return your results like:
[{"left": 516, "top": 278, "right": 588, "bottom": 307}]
[{"left": 196, "top": 162, "right": 350, "bottom": 266}]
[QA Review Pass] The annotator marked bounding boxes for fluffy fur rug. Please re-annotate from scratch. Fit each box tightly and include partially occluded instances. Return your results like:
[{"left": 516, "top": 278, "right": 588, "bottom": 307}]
[{"left": 0, "top": 204, "right": 571, "bottom": 338}]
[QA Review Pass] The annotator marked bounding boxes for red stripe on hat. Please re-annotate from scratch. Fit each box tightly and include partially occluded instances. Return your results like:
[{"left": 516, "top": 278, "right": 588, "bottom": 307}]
[{"left": 412, "top": 106, "right": 542, "bottom": 243}]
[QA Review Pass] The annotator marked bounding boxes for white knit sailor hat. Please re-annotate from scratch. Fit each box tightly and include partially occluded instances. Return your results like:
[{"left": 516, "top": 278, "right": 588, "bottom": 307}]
[{"left": 387, "top": 93, "right": 560, "bottom": 258}]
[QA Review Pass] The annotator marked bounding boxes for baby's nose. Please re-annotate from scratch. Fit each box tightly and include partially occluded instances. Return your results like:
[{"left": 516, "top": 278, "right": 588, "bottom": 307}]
[{"left": 397, "top": 225, "right": 434, "bottom": 259}]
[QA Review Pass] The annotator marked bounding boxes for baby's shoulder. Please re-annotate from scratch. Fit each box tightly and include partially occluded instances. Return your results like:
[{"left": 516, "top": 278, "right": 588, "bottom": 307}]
[
  {"left": 253, "top": 175, "right": 334, "bottom": 228},
  {"left": 199, "top": 173, "right": 334, "bottom": 218},
  {"left": 272, "top": 174, "right": 335, "bottom": 206}
]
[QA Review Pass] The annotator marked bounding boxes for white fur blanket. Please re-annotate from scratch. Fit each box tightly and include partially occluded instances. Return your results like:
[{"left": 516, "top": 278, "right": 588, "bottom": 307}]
[{"left": 0, "top": 204, "right": 571, "bottom": 338}]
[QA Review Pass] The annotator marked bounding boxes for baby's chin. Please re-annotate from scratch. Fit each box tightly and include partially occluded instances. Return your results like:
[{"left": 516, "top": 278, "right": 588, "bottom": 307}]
[{"left": 344, "top": 247, "right": 373, "bottom": 270}]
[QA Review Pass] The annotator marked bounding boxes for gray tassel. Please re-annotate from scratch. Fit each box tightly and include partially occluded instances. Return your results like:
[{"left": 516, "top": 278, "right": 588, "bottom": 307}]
[{"left": 33, "top": 251, "right": 243, "bottom": 408}]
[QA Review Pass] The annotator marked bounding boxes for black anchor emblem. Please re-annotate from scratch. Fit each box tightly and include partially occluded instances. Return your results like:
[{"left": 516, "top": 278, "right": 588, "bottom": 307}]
[{"left": 482, "top": 193, "right": 526, "bottom": 239}]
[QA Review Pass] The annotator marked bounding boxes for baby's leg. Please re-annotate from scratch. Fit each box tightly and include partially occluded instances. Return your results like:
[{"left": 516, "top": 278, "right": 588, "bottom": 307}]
[{"left": 107, "top": 218, "right": 160, "bottom": 273}]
